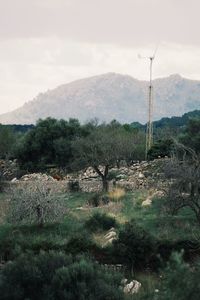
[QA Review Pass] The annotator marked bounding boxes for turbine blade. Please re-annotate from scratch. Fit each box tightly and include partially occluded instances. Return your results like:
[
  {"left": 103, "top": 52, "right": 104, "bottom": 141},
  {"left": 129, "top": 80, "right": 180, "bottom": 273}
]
[{"left": 152, "top": 43, "right": 159, "bottom": 59}]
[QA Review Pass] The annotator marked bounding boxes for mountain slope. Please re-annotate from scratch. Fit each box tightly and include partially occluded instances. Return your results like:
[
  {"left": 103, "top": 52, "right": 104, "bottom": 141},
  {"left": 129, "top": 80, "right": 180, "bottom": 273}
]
[{"left": 0, "top": 73, "right": 200, "bottom": 124}]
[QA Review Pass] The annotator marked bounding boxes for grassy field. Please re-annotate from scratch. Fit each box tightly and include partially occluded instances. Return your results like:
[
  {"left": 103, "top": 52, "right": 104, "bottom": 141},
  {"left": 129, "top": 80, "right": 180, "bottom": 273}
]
[
  {"left": 0, "top": 189, "right": 199, "bottom": 245},
  {"left": 0, "top": 188, "right": 199, "bottom": 298},
  {"left": 67, "top": 190, "right": 199, "bottom": 241}
]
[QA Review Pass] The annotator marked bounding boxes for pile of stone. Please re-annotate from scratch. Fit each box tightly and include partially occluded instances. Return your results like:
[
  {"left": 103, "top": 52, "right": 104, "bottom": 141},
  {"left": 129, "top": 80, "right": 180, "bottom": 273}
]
[
  {"left": 64, "top": 158, "right": 168, "bottom": 193},
  {"left": 78, "top": 166, "right": 103, "bottom": 180},
  {"left": 112, "top": 159, "right": 166, "bottom": 191},
  {"left": 20, "top": 173, "right": 56, "bottom": 182}
]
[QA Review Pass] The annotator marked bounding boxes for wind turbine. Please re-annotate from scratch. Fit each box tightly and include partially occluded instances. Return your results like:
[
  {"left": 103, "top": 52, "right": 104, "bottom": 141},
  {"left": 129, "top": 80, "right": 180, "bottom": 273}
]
[{"left": 138, "top": 45, "right": 158, "bottom": 160}]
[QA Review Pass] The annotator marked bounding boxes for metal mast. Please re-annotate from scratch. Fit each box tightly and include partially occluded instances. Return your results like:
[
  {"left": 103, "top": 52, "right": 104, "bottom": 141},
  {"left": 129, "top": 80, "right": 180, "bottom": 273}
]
[
  {"left": 138, "top": 46, "right": 158, "bottom": 159},
  {"left": 146, "top": 55, "right": 154, "bottom": 160}
]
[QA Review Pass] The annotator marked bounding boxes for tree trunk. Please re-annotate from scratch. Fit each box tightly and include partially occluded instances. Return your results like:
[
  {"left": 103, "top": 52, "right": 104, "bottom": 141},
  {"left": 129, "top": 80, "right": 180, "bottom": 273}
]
[
  {"left": 93, "top": 165, "right": 109, "bottom": 192},
  {"left": 102, "top": 177, "right": 109, "bottom": 192}
]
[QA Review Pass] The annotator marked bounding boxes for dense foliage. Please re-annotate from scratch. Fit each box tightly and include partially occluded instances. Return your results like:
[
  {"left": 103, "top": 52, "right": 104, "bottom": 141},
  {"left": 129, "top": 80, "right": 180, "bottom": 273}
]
[
  {"left": 0, "top": 125, "right": 16, "bottom": 159},
  {"left": 153, "top": 252, "right": 200, "bottom": 300},
  {"left": 112, "top": 220, "right": 156, "bottom": 271},
  {"left": 85, "top": 212, "right": 117, "bottom": 232},
  {"left": 0, "top": 252, "right": 124, "bottom": 300},
  {"left": 15, "top": 118, "right": 88, "bottom": 171},
  {"left": 179, "top": 118, "right": 200, "bottom": 153}
]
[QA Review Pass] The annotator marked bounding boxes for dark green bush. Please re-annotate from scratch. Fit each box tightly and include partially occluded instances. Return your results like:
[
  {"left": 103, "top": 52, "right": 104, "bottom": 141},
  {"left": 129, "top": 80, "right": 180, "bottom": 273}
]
[
  {"left": 87, "top": 193, "right": 101, "bottom": 207},
  {"left": 87, "top": 193, "right": 109, "bottom": 207},
  {"left": 68, "top": 180, "right": 80, "bottom": 192},
  {"left": 65, "top": 232, "right": 95, "bottom": 255},
  {"left": 0, "top": 252, "right": 124, "bottom": 300},
  {"left": 85, "top": 212, "right": 117, "bottom": 232},
  {"left": 112, "top": 220, "right": 157, "bottom": 271},
  {"left": 148, "top": 139, "right": 174, "bottom": 160},
  {"left": 151, "top": 252, "right": 200, "bottom": 300}
]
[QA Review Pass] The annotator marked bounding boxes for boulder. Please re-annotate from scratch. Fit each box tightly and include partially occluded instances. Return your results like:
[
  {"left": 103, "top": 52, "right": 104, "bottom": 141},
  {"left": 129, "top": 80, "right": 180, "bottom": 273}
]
[
  {"left": 123, "top": 280, "right": 141, "bottom": 294},
  {"left": 141, "top": 198, "right": 152, "bottom": 206},
  {"left": 105, "top": 231, "right": 117, "bottom": 240}
]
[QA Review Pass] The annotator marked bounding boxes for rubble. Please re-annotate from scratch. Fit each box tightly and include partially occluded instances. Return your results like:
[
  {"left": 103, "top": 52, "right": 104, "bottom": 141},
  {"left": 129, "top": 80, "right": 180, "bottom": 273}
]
[
  {"left": 4, "top": 158, "right": 169, "bottom": 193},
  {"left": 20, "top": 173, "right": 56, "bottom": 182}
]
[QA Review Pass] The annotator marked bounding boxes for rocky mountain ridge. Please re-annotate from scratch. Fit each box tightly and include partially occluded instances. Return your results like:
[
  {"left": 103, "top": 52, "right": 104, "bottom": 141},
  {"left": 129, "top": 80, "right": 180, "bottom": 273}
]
[{"left": 0, "top": 73, "right": 200, "bottom": 124}]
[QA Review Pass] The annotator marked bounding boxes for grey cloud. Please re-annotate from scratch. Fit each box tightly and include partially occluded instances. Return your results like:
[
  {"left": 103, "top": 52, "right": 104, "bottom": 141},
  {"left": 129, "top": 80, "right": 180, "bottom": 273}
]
[{"left": 0, "top": 0, "right": 199, "bottom": 46}]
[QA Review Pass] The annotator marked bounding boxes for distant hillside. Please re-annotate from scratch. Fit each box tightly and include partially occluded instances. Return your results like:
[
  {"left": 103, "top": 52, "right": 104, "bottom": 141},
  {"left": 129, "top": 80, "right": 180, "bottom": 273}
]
[
  {"left": 0, "top": 73, "right": 200, "bottom": 124},
  {"left": 131, "top": 110, "right": 200, "bottom": 130}
]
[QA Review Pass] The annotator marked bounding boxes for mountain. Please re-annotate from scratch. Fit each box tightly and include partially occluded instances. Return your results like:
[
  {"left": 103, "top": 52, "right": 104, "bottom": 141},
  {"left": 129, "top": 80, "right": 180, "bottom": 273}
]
[{"left": 0, "top": 73, "right": 200, "bottom": 124}]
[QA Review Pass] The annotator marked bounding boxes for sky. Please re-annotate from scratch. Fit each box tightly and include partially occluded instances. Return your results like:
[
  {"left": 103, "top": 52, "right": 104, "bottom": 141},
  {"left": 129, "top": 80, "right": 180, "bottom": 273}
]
[{"left": 0, "top": 0, "right": 200, "bottom": 114}]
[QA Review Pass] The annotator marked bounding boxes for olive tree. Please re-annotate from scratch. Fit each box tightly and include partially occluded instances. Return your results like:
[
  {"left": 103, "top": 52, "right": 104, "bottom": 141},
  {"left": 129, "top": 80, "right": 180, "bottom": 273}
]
[
  {"left": 8, "top": 180, "right": 67, "bottom": 227},
  {"left": 72, "top": 124, "right": 144, "bottom": 191}
]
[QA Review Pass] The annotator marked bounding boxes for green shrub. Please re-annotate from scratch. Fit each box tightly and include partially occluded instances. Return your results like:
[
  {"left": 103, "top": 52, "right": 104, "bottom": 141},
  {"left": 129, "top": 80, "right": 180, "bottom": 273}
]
[
  {"left": 147, "top": 139, "right": 174, "bottom": 160},
  {"left": 0, "top": 252, "right": 124, "bottom": 300},
  {"left": 64, "top": 232, "right": 94, "bottom": 255},
  {"left": 85, "top": 212, "right": 117, "bottom": 232},
  {"left": 87, "top": 193, "right": 101, "bottom": 207},
  {"left": 153, "top": 252, "right": 200, "bottom": 300},
  {"left": 87, "top": 193, "right": 109, "bottom": 207},
  {"left": 68, "top": 180, "right": 80, "bottom": 192},
  {"left": 112, "top": 220, "right": 157, "bottom": 271}
]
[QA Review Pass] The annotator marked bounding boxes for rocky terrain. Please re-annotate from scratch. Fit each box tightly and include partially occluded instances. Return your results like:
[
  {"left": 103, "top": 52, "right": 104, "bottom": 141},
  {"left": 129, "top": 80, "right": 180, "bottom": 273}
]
[
  {"left": 0, "top": 73, "right": 200, "bottom": 124},
  {"left": 2, "top": 158, "right": 167, "bottom": 194}
]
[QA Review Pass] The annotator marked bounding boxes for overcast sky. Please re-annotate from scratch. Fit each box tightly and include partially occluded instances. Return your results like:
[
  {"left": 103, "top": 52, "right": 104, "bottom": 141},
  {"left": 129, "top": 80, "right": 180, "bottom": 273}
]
[{"left": 0, "top": 0, "right": 200, "bottom": 114}]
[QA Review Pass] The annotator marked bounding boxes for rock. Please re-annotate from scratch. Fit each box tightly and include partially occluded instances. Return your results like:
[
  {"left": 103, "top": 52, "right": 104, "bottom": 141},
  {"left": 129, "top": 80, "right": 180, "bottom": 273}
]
[
  {"left": 105, "top": 231, "right": 117, "bottom": 240},
  {"left": 11, "top": 177, "right": 18, "bottom": 182},
  {"left": 123, "top": 280, "right": 141, "bottom": 294},
  {"left": 121, "top": 278, "right": 128, "bottom": 285},
  {"left": 141, "top": 198, "right": 152, "bottom": 206},
  {"left": 138, "top": 172, "right": 145, "bottom": 179},
  {"left": 108, "top": 227, "right": 115, "bottom": 232},
  {"left": 105, "top": 237, "right": 116, "bottom": 244}
]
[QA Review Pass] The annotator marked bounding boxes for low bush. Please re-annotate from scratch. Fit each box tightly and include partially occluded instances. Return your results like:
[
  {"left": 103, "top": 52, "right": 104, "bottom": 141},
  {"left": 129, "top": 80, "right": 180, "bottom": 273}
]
[
  {"left": 64, "top": 232, "right": 95, "bottom": 255},
  {"left": 68, "top": 180, "right": 80, "bottom": 192},
  {"left": 108, "top": 188, "right": 126, "bottom": 202},
  {"left": 85, "top": 212, "right": 117, "bottom": 232},
  {"left": 0, "top": 252, "right": 124, "bottom": 300},
  {"left": 152, "top": 252, "right": 200, "bottom": 300},
  {"left": 112, "top": 220, "right": 157, "bottom": 272},
  {"left": 87, "top": 193, "right": 109, "bottom": 207}
]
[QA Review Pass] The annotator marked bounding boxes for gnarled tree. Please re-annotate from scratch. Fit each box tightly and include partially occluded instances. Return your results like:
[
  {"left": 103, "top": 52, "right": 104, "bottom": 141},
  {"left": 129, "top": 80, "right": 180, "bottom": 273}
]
[
  {"left": 72, "top": 123, "right": 144, "bottom": 192},
  {"left": 164, "top": 144, "right": 200, "bottom": 223}
]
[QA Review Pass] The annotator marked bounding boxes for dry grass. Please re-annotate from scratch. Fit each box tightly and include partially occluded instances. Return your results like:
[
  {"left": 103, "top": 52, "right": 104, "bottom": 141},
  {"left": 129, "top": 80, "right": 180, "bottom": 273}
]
[{"left": 108, "top": 187, "right": 126, "bottom": 202}]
